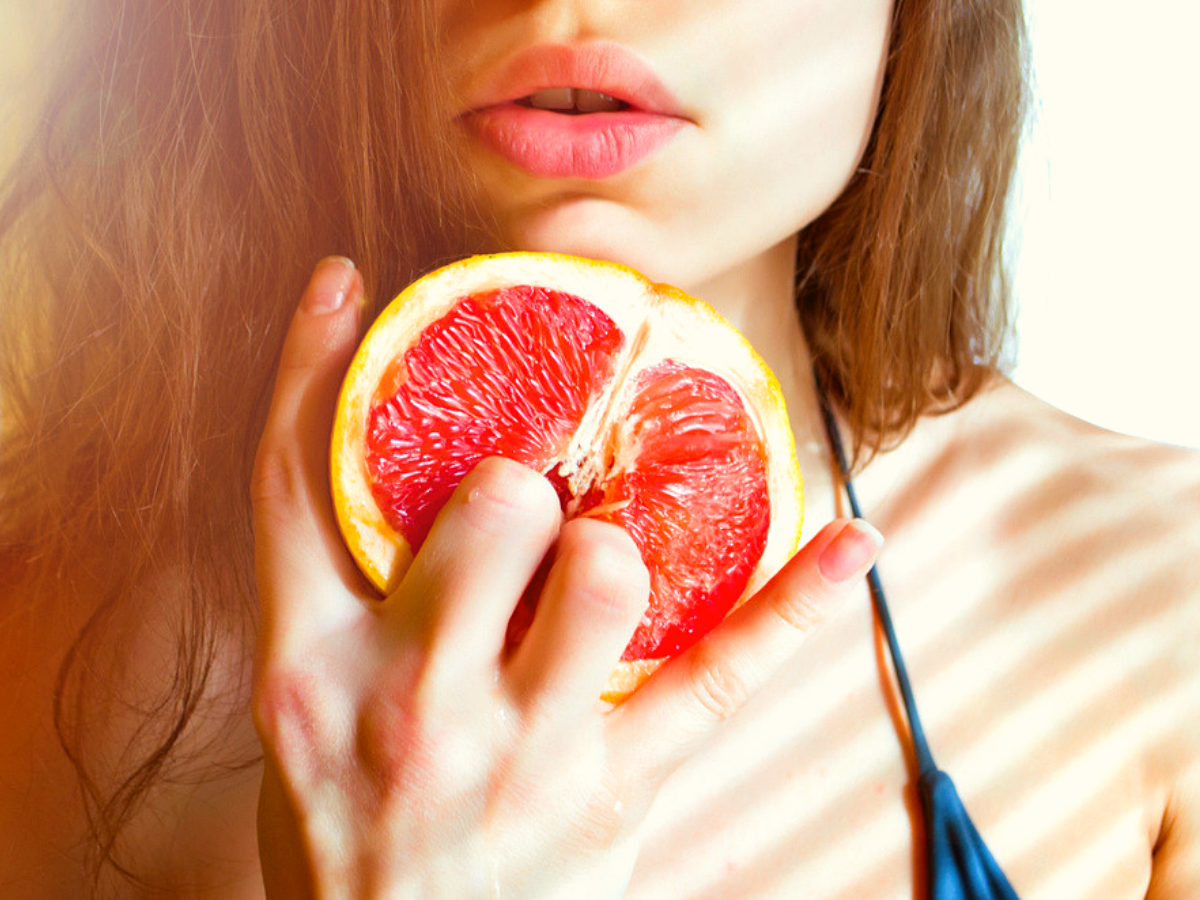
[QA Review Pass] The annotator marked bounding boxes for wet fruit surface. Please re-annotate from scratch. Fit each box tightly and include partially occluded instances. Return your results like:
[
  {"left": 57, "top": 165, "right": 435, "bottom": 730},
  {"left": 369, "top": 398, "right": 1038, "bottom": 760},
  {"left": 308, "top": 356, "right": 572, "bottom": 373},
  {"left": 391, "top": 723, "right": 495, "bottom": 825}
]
[
  {"left": 365, "top": 285, "right": 623, "bottom": 547},
  {"left": 598, "top": 362, "right": 769, "bottom": 659},
  {"left": 364, "top": 285, "right": 769, "bottom": 662}
]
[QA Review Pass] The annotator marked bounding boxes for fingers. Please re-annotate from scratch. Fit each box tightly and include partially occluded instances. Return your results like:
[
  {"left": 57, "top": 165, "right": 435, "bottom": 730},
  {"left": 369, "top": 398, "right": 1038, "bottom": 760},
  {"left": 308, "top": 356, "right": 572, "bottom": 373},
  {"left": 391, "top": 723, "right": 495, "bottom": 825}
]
[
  {"left": 389, "top": 457, "right": 564, "bottom": 678},
  {"left": 252, "top": 256, "right": 365, "bottom": 647},
  {"left": 505, "top": 518, "right": 650, "bottom": 723},
  {"left": 608, "top": 518, "right": 882, "bottom": 784}
]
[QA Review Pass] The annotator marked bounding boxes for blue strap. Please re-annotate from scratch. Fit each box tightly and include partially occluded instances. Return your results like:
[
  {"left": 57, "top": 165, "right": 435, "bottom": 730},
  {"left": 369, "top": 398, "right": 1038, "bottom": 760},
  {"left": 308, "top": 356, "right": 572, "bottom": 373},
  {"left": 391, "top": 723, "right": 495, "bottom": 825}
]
[{"left": 814, "top": 368, "right": 1020, "bottom": 900}]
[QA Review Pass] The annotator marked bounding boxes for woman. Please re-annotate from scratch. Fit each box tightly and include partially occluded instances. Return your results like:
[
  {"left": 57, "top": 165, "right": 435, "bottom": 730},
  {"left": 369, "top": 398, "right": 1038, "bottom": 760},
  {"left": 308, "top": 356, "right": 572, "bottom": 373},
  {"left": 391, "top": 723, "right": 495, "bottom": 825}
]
[{"left": 2, "top": 0, "right": 1197, "bottom": 896}]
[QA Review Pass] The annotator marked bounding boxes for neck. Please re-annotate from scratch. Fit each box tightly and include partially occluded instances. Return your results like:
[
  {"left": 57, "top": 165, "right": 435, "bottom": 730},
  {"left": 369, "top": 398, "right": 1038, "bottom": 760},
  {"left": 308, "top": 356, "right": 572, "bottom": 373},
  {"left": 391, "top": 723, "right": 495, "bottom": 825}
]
[{"left": 686, "top": 235, "right": 841, "bottom": 543}]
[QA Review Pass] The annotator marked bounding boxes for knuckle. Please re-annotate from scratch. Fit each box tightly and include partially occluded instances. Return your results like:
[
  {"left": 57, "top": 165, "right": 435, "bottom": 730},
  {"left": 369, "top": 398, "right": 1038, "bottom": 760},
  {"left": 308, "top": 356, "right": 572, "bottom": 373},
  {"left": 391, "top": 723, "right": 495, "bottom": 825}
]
[
  {"left": 685, "top": 643, "right": 752, "bottom": 722},
  {"left": 573, "top": 769, "right": 634, "bottom": 847},
  {"left": 357, "top": 671, "right": 486, "bottom": 796},
  {"left": 769, "top": 586, "right": 830, "bottom": 636},
  {"left": 558, "top": 521, "right": 650, "bottom": 618},
  {"left": 251, "top": 665, "right": 300, "bottom": 747},
  {"left": 453, "top": 457, "right": 561, "bottom": 540},
  {"left": 275, "top": 344, "right": 313, "bottom": 377},
  {"left": 250, "top": 443, "right": 304, "bottom": 512},
  {"left": 253, "top": 664, "right": 340, "bottom": 767},
  {"left": 356, "top": 686, "right": 424, "bottom": 789},
  {"left": 275, "top": 324, "right": 327, "bottom": 377}
]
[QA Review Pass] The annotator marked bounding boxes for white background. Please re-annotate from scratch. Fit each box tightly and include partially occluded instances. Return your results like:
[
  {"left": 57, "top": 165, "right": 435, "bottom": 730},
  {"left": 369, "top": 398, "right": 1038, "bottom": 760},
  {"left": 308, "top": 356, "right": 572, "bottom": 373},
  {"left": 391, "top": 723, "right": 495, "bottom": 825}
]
[{"left": 1011, "top": 3, "right": 1200, "bottom": 448}]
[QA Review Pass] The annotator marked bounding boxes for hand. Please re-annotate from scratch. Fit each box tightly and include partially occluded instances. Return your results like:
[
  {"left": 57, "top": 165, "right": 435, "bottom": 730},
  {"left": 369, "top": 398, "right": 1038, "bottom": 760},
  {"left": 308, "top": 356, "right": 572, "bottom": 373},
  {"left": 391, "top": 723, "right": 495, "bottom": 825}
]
[{"left": 250, "top": 257, "right": 883, "bottom": 899}]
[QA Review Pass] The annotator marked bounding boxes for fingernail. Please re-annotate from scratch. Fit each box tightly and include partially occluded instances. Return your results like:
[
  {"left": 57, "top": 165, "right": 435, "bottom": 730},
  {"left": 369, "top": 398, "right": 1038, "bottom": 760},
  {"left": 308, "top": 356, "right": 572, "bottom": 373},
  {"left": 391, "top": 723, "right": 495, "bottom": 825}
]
[
  {"left": 818, "top": 519, "right": 884, "bottom": 582},
  {"left": 303, "top": 256, "right": 357, "bottom": 313}
]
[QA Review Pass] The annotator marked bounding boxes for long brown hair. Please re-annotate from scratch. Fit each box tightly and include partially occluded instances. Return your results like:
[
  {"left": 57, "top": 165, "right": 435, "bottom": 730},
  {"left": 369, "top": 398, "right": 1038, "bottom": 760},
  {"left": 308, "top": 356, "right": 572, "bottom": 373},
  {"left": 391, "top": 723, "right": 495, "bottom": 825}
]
[
  {"left": 801, "top": 0, "right": 1029, "bottom": 463},
  {"left": 0, "top": 0, "right": 1028, "bottom": 887}
]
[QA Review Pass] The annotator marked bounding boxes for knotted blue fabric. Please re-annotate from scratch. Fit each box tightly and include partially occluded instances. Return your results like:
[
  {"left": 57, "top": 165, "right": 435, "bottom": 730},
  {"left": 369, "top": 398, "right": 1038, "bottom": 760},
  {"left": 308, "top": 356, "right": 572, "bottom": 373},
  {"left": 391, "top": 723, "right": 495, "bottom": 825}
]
[{"left": 815, "top": 369, "right": 1020, "bottom": 900}]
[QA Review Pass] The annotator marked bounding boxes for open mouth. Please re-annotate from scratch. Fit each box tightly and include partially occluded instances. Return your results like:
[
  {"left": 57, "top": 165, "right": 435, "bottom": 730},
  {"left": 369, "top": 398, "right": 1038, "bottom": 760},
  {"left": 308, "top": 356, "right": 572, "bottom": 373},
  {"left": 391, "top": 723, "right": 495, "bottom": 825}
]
[
  {"left": 511, "top": 88, "right": 633, "bottom": 114},
  {"left": 462, "top": 75, "right": 686, "bottom": 179}
]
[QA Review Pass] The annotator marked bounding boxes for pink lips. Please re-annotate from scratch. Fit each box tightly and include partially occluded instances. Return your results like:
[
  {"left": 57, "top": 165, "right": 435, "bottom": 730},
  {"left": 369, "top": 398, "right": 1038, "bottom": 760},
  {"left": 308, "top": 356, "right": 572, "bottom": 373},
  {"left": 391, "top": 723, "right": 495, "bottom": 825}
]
[{"left": 460, "top": 43, "right": 690, "bottom": 180}]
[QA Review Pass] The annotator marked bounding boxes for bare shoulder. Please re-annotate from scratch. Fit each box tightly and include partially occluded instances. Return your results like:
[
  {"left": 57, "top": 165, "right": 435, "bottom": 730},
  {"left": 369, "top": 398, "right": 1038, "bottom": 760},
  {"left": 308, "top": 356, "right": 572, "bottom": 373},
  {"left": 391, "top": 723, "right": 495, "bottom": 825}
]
[
  {"left": 986, "top": 378, "right": 1200, "bottom": 703},
  {"left": 868, "top": 374, "right": 1200, "bottom": 587},
  {"left": 979, "top": 386, "right": 1200, "bottom": 896},
  {"left": 864, "top": 375, "right": 1200, "bottom": 896},
  {"left": 978, "top": 377, "right": 1200, "bottom": 590},
  {"left": 911, "top": 375, "right": 1200, "bottom": 654}
]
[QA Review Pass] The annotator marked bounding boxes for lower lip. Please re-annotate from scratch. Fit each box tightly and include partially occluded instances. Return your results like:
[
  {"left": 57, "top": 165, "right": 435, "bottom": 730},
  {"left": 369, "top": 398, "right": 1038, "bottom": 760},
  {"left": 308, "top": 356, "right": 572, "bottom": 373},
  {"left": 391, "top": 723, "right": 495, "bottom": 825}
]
[{"left": 461, "top": 104, "right": 687, "bottom": 179}]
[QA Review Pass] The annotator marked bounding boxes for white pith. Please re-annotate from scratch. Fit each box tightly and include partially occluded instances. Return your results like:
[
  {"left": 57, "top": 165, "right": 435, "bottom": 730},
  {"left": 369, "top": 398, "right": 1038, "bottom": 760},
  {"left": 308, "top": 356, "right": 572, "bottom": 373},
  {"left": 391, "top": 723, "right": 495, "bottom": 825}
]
[{"left": 550, "top": 320, "right": 647, "bottom": 513}]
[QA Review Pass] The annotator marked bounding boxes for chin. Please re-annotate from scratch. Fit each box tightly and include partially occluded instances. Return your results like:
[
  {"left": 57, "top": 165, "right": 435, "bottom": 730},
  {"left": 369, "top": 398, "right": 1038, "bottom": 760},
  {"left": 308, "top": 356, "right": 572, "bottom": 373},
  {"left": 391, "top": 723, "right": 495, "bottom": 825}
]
[
  {"left": 495, "top": 200, "right": 716, "bottom": 293},
  {"left": 502, "top": 198, "right": 645, "bottom": 260}
]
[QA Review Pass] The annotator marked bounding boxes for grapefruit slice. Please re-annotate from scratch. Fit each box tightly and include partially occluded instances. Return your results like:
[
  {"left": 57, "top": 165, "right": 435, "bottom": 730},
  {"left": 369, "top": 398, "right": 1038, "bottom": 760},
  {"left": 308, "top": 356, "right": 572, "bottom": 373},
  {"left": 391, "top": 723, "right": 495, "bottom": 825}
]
[{"left": 331, "top": 252, "right": 802, "bottom": 701}]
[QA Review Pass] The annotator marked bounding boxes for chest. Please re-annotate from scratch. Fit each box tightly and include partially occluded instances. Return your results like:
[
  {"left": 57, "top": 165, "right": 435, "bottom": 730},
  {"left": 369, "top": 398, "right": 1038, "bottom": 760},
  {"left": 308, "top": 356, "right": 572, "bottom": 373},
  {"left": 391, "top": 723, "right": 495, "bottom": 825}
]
[{"left": 626, "top": 533, "right": 1164, "bottom": 899}]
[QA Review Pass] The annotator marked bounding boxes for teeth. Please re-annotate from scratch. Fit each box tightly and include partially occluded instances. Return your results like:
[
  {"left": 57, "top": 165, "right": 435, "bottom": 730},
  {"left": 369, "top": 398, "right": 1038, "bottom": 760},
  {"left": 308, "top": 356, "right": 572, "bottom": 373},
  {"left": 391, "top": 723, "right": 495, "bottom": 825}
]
[
  {"left": 574, "top": 89, "right": 624, "bottom": 113},
  {"left": 526, "top": 88, "right": 626, "bottom": 113},
  {"left": 528, "top": 87, "right": 576, "bottom": 110}
]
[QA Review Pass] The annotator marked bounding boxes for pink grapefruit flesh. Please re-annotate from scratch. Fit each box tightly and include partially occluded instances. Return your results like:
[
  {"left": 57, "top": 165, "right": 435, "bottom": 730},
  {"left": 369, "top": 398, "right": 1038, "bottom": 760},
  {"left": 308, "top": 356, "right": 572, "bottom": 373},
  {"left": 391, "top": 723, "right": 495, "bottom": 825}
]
[{"left": 361, "top": 284, "right": 770, "bottom": 663}]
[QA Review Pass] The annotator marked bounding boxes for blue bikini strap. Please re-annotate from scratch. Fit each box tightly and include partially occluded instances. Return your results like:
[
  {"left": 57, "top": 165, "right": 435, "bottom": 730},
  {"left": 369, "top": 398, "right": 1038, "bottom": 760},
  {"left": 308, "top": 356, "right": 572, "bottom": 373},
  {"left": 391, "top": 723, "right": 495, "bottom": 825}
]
[{"left": 813, "top": 366, "right": 1021, "bottom": 900}]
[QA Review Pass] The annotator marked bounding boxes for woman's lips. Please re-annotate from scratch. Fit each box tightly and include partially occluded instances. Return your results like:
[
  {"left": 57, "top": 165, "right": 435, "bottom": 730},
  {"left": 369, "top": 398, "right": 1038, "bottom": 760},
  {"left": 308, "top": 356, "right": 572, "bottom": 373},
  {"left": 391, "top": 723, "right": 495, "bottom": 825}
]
[
  {"left": 459, "top": 43, "right": 691, "bottom": 180},
  {"left": 461, "top": 105, "right": 687, "bottom": 179}
]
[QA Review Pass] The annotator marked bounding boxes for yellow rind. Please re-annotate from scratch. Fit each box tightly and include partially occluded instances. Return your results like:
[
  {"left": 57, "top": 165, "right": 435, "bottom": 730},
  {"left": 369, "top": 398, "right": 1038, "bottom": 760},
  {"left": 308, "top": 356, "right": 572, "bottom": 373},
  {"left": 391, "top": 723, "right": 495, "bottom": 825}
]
[{"left": 330, "top": 252, "right": 804, "bottom": 701}]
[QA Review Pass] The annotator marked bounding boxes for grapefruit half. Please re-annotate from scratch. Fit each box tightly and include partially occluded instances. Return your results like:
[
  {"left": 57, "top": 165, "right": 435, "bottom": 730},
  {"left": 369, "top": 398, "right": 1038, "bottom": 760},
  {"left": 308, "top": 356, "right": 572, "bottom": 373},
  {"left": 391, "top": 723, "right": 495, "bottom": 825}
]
[{"left": 331, "top": 252, "right": 803, "bottom": 701}]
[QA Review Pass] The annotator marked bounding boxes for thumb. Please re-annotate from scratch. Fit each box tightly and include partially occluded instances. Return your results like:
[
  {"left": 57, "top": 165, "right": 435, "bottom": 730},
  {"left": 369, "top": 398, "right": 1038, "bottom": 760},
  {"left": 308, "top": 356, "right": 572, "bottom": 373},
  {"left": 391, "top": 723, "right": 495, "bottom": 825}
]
[{"left": 251, "top": 256, "right": 366, "bottom": 645}]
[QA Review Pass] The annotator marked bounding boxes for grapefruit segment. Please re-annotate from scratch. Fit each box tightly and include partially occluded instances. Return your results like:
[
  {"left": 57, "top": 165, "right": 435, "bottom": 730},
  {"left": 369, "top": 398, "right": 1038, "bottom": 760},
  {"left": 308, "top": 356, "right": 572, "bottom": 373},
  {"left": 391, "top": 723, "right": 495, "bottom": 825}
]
[
  {"left": 331, "top": 252, "right": 802, "bottom": 701},
  {"left": 364, "top": 285, "right": 623, "bottom": 548},
  {"left": 598, "top": 361, "right": 771, "bottom": 660}
]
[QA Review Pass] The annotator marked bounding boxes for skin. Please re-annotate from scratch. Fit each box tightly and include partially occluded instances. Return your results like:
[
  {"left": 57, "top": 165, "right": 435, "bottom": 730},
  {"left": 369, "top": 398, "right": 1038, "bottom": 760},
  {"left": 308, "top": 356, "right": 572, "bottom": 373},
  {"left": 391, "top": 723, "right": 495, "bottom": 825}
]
[
  {"left": 3, "top": 0, "right": 1200, "bottom": 897},
  {"left": 250, "top": 264, "right": 882, "bottom": 896}
]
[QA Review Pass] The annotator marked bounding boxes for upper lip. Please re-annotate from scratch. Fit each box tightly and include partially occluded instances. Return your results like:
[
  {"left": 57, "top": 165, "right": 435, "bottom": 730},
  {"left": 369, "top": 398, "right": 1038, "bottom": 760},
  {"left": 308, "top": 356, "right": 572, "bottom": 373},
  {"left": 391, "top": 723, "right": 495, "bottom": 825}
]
[{"left": 462, "top": 42, "right": 688, "bottom": 118}]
